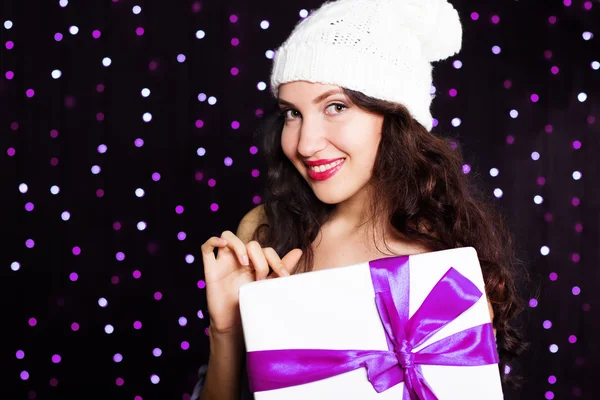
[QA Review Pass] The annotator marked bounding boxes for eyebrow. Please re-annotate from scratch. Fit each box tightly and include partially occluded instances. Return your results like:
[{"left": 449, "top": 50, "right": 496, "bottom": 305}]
[{"left": 278, "top": 89, "right": 344, "bottom": 108}]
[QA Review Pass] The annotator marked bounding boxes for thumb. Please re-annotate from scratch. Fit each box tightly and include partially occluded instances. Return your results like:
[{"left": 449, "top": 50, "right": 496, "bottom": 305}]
[{"left": 281, "top": 248, "right": 303, "bottom": 274}]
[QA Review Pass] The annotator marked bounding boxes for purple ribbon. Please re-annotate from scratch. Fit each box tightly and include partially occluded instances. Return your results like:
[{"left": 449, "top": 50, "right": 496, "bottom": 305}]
[{"left": 247, "top": 256, "right": 499, "bottom": 399}]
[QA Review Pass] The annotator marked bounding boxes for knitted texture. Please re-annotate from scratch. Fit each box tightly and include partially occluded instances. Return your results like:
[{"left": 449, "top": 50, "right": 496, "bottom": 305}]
[{"left": 270, "top": 0, "right": 463, "bottom": 131}]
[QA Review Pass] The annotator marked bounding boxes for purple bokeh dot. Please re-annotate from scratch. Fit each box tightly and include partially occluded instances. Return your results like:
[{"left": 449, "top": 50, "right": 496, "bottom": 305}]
[
  {"left": 529, "top": 298, "right": 538, "bottom": 307},
  {"left": 210, "top": 203, "right": 219, "bottom": 212},
  {"left": 175, "top": 205, "right": 184, "bottom": 214},
  {"left": 133, "top": 321, "right": 142, "bottom": 330},
  {"left": 548, "top": 375, "right": 557, "bottom": 384},
  {"left": 545, "top": 391, "right": 554, "bottom": 399},
  {"left": 71, "top": 322, "right": 79, "bottom": 331},
  {"left": 133, "top": 270, "right": 142, "bottom": 279},
  {"left": 92, "top": 30, "right": 101, "bottom": 39},
  {"left": 72, "top": 246, "right": 81, "bottom": 256},
  {"left": 549, "top": 272, "right": 558, "bottom": 281},
  {"left": 197, "top": 280, "right": 206, "bottom": 289},
  {"left": 230, "top": 14, "right": 238, "bottom": 23}
]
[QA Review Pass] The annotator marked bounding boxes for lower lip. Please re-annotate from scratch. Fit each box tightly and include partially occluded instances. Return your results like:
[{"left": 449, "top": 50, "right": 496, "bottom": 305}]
[{"left": 307, "top": 160, "right": 345, "bottom": 181}]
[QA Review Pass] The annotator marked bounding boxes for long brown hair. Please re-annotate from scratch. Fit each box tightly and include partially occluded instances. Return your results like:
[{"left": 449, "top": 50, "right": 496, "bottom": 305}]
[{"left": 252, "top": 87, "right": 527, "bottom": 386}]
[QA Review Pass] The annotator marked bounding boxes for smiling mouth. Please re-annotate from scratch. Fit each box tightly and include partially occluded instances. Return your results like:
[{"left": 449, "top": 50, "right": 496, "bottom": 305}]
[{"left": 305, "top": 159, "right": 345, "bottom": 173}]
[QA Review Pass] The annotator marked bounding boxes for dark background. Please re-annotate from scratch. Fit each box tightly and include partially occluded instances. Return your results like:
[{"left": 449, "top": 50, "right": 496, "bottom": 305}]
[{"left": 1, "top": 0, "right": 599, "bottom": 399}]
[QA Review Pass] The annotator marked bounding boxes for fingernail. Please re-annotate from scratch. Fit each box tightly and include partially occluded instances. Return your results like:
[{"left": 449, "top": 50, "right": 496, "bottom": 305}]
[{"left": 242, "top": 255, "right": 249, "bottom": 266}]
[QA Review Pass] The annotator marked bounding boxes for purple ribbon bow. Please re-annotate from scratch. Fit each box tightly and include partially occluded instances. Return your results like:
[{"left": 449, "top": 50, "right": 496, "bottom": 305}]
[{"left": 247, "top": 255, "right": 499, "bottom": 399}]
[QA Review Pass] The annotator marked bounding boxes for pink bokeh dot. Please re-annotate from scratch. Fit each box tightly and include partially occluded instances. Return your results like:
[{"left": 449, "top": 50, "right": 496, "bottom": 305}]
[
  {"left": 574, "top": 223, "right": 583, "bottom": 232},
  {"left": 571, "top": 197, "right": 580, "bottom": 207},
  {"left": 251, "top": 169, "right": 260, "bottom": 178},
  {"left": 544, "top": 212, "right": 553, "bottom": 222},
  {"left": 50, "top": 378, "right": 58, "bottom": 387},
  {"left": 572, "top": 253, "right": 580, "bottom": 263},
  {"left": 231, "top": 38, "right": 240, "bottom": 46},
  {"left": 545, "top": 391, "right": 554, "bottom": 399},
  {"left": 210, "top": 203, "right": 219, "bottom": 212},
  {"left": 133, "top": 270, "right": 142, "bottom": 279},
  {"left": 195, "top": 171, "right": 204, "bottom": 181},
  {"left": 26, "top": 89, "right": 35, "bottom": 98},
  {"left": 550, "top": 66, "right": 559, "bottom": 75},
  {"left": 116, "top": 377, "right": 124, "bottom": 386},
  {"left": 536, "top": 176, "right": 546, "bottom": 186},
  {"left": 548, "top": 16, "right": 557, "bottom": 24},
  {"left": 544, "top": 124, "right": 553, "bottom": 133},
  {"left": 549, "top": 272, "right": 558, "bottom": 281},
  {"left": 470, "top": 12, "right": 479, "bottom": 20},
  {"left": 71, "top": 322, "right": 80, "bottom": 331},
  {"left": 50, "top": 158, "right": 59, "bottom": 166},
  {"left": 28, "top": 318, "right": 37, "bottom": 327},
  {"left": 6, "top": 70, "right": 15, "bottom": 79},
  {"left": 92, "top": 30, "right": 101, "bottom": 39},
  {"left": 252, "top": 195, "right": 262, "bottom": 205},
  {"left": 96, "top": 189, "right": 105, "bottom": 197},
  {"left": 195, "top": 119, "right": 204, "bottom": 128},
  {"left": 197, "top": 280, "right": 206, "bottom": 289},
  {"left": 548, "top": 375, "right": 557, "bottom": 384},
  {"left": 231, "top": 121, "right": 240, "bottom": 129},
  {"left": 491, "top": 15, "right": 500, "bottom": 24},
  {"left": 230, "top": 14, "right": 238, "bottom": 23},
  {"left": 113, "top": 221, "right": 122, "bottom": 230},
  {"left": 154, "top": 291, "right": 163, "bottom": 300},
  {"left": 136, "top": 27, "right": 144, "bottom": 36},
  {"left": 72, "top": 246, "right": 81, "bottom": 256},
  {"left": 506, "top": 135, "right": 515, "bottom": 144},
  {"left": 569, "top": 335, "right": 577, "bottom": 343},
  {"left": 175, "top": 205, "right": 184, "bottom": 214},
  {"left": 208, "top": 179, "right": 216, "bottom": 187},
  {"left": 133, "top": 321, "right": 142, "bottom": 330},
  {"left": 584, "top": 1, "right": 592, "bottom": 10},
  {"left": 181, "top": 341, "right": 190, "bottom": 350},
  {"left": 7, "top": 148, "right": 16, "bottom": 156},
  {"left": 50, "top": 129, "right": 59, "bottom": 138}
]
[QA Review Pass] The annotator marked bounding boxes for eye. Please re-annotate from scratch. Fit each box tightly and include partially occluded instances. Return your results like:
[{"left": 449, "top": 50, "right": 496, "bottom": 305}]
[
  {"left": 282, "top": 108, "right": 301, "bottom": 120},
  {"left": 326, "top": 103, "right": 348, "bottom": 115}
]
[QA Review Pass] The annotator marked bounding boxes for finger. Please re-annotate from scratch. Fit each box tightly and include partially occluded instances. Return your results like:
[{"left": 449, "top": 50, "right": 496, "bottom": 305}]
[
  {"left": 246, "top": 241, "right": 270, "bottom": 281},
  {"left": 262, "top": 247, "right": 290, "bottom": 278},
  {"left": 219, "top": 230, "right": 249, "bottom": 266},
  {"left": 281, "top": 248, "right": 303, "bottom": 275},
  {"left": 201, "top": 237, "right": 229, "bottom": 260}
]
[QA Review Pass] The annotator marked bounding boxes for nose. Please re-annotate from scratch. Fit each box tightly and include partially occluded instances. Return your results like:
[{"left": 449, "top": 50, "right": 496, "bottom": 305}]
[{"left": 296, "top": 117, "right": 327, "bottom": 158}]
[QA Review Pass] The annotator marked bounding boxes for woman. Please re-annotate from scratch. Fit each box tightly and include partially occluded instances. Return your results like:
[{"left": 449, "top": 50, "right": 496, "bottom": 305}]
[{"left": 196, "top": 0, "right": 525, "bottom": 398}]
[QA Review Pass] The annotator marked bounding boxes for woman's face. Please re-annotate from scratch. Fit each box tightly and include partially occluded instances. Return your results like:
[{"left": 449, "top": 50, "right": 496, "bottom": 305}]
[{"left": 278, "top": 81, "right": 384, "bottom": 205}]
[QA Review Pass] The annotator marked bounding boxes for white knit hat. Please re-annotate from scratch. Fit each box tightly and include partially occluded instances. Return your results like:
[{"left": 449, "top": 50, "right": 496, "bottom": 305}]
[{"left": 270, "top": 0, "right": 463, "bottom": 131}]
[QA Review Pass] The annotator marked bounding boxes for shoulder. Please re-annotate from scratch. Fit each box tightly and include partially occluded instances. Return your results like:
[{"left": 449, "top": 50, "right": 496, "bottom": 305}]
[{"left": 236, "top": 204, "right": 268, "bottom": 244}]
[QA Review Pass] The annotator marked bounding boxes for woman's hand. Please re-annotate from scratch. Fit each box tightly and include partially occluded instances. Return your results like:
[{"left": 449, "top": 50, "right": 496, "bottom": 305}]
[{"left": 201, "top": 230, "right": 303, "bottom": 336}]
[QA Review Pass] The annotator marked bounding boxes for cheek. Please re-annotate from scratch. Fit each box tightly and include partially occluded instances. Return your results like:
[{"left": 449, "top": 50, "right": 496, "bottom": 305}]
[{"left": 280, "top": 128, "right": 296, "bottom": 159}]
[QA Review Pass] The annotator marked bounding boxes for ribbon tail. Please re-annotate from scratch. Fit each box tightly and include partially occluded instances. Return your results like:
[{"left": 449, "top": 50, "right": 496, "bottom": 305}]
[{"left": 405, "top": 367, "right": 438, "bottom": 400}]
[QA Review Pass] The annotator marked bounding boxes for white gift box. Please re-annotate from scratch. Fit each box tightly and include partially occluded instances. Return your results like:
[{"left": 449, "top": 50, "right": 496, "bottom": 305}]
[{"left": 239, "top": 246, "right": 503, "bottom": 399}]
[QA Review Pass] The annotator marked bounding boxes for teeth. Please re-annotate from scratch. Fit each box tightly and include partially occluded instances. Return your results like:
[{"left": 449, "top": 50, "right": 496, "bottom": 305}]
[{"left": 309, "top": 159, "right": 344, "bottom": 172}]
